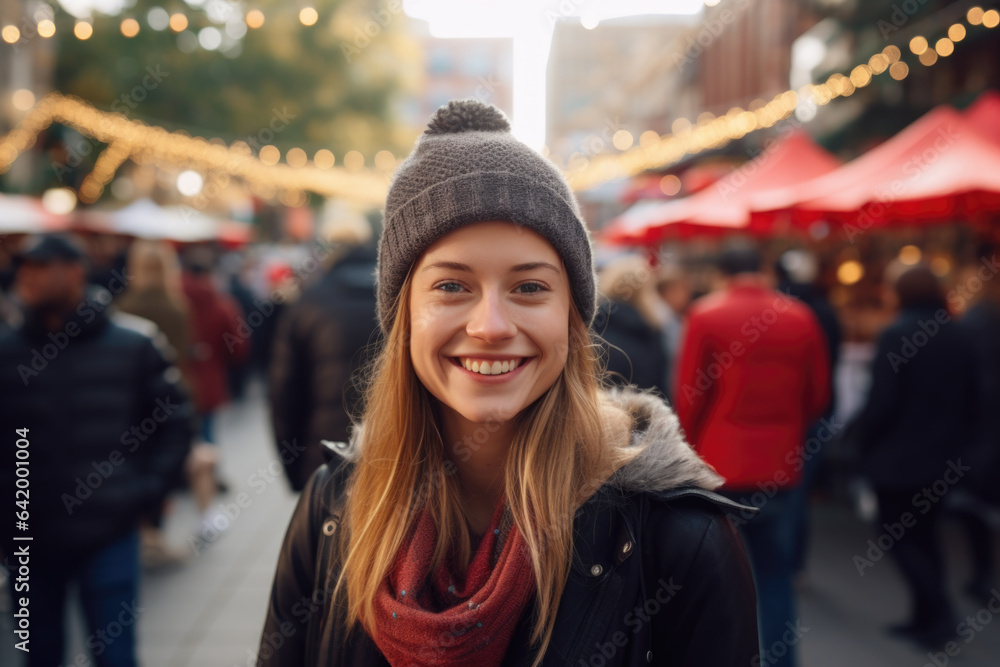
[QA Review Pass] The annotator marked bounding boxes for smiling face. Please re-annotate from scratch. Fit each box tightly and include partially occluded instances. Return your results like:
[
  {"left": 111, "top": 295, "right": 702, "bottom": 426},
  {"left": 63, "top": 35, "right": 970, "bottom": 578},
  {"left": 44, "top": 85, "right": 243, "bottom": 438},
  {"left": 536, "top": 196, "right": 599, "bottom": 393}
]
[{"left": 408, "top": 220, "right": 572, "bottom": 427}]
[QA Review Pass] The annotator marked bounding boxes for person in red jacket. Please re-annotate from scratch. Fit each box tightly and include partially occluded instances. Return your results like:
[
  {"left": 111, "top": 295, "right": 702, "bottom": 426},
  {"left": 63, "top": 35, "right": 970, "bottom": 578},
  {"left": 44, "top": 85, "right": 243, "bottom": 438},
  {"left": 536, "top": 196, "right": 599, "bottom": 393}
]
[
  {"left": 674, "top": 240, "right": 830, "bottom": 667},
  {"left": 179, "top": 246, "right": 250, "bottom": 540}
]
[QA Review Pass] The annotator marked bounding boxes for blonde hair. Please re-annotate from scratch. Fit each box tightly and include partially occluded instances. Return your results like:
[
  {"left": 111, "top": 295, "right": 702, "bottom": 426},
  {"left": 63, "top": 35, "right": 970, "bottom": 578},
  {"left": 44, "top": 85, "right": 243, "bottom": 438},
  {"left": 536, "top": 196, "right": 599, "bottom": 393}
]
[{"left": 332, "top": 270, "right": 637, "bottom": 665}]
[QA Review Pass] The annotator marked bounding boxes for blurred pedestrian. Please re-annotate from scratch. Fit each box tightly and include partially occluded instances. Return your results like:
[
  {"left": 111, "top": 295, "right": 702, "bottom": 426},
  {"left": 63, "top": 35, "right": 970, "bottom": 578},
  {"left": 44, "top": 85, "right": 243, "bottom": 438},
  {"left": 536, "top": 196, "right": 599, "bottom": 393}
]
[
  {"left": 118, "top": 240, "right": 227, "bottom": 565},
  {"left": 956, "top": 248, "right": 1000, "bottom": 605},
  {"left": 179, "top": 246, "right": 250, "bottom": 537},
  {"left": 594, "top": 255, "right": 668, "bottom": 396},
  {"left": 845, "top": 263, "right": 977, "bottom": 647},
  {"left": 0, "top": 233, "right": 193, "bottom": 667},
  {"left": 258, "top": 100, "right": 759, "bottom": 666},
  {"left": 268, "top": 216, "right": 379, "bottom": 491},
  {"left": 180, "top": 245, "right": 250, "bottom": 442},
  {"left": 675, "top": 239, "right": 830, "bottom": 667},
  {"left": 652, "top": 262, "right": 692, "bottom": 401},
  {"left": 221, "top": 250, "right": 258, "bottom": 400}
]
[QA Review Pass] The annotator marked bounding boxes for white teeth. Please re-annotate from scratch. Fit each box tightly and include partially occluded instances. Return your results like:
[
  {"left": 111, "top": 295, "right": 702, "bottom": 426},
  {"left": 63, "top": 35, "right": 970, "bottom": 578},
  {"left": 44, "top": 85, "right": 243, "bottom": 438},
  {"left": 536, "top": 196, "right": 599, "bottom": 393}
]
[{"left": 458, "top": 358, "right": 522, "bottom": 375}]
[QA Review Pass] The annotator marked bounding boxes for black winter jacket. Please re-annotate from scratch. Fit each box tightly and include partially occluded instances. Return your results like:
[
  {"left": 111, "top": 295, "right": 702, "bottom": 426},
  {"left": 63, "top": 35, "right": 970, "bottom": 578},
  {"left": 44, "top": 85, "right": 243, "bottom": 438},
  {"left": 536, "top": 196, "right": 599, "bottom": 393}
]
[
  {"left": 268, "top": 245, "right": 379, "bottom": 491},
  {"left": 0, "top": 288, "right": 195, "bottom": 562},
  {"left": 257, "top": 388, "right": 760, "bottom": 666},
  {"left": 845, "top": 305, "right": 978, "bottom": 490}
]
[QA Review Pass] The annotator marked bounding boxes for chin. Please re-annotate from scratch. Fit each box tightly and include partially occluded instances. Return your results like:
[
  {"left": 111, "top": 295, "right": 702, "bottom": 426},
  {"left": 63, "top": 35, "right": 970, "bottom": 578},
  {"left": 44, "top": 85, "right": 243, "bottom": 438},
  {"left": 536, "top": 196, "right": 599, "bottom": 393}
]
[{"left": 452, "top": 400, "right": 524, "bottom": 426}]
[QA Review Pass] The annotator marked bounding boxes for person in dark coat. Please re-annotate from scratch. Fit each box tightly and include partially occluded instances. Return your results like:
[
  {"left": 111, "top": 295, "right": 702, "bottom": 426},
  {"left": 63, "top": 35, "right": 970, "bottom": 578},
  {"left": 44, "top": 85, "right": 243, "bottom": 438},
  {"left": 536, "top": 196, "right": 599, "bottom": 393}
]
[
  {"left": 268, "top": 228, "right": 379, "bottom": 492},
  {"left": 594, "top": 255, "right": 669, "bottom": 397},
  {"left": 845, "top": 263, "right": 978, "bottom": 648},
  {"left": 257, "top": 100, "right": 758, "bottom": 667},
  {"left": 0, "top": 233, "right": 194, "bottom": 667},
  {"left": 957, "top": 248, "right": 1000, "bottom": 603}
]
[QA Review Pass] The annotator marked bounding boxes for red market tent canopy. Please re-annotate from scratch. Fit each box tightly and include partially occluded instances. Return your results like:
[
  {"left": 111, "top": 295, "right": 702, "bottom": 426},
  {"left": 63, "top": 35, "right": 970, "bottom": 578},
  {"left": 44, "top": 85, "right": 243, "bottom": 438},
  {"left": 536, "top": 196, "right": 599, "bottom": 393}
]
[
  {"left": 964, "top": 89, "right": 1000, "bottom": 146},
  {"left": 602, "top": 131, "right": 840, "bottom": 245},
  {"left": 749, "top": 105, "right": 1000, "bottom": 235}
]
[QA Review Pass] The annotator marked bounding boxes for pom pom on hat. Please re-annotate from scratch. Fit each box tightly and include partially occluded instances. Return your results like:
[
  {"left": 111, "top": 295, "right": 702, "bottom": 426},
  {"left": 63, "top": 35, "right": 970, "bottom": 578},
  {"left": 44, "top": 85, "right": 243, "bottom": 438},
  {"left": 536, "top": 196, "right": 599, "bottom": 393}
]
[{"left": 424, "top": 99, "right": 511, "bottom": 135}]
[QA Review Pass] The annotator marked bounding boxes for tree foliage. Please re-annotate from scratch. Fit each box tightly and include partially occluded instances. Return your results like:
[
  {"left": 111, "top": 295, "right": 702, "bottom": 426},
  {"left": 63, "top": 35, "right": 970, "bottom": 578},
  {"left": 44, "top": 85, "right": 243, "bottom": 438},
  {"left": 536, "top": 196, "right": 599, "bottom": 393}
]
[{"left": 51, "top": 0, "right": 421, "bottom": 159}]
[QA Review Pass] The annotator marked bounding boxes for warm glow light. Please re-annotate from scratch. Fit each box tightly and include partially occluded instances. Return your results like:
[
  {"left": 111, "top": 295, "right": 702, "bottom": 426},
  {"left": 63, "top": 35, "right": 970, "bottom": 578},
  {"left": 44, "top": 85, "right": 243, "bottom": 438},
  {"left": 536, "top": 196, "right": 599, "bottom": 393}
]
[
  {"left": 374, "top": 150, "right": 396, "bottom": 171},
  {"left": 659, "top": 175, "right": 681, "bottom": 196},
  {"left": 169, "top": 13, "right": 188, "bottom": 32},
  {"left": 259, "top": 145, "right": 280, "bottom": 166},
  {"left": 121, "top": 18, "right": 140, "bottom": 37},
  {"left": 849, "top": 65, "right": 872, "bottom": 87},
  {"left": 909, "top": 36, "right": 928, "bottom": 55},
  {"left": 343, "top": 150, "right": 364, "bottom": 172},
  {"left": 313, "top": 149, "right": 335, "bottom": 168},
  {"left": 612, "top": 130, "right": 634, "bottom": 151},
  {"left": 74, "top": 21, "right": 93, "bottom": 40},
  {"left": 898, "top": 245, "right": 922, "bottom": 265},
  {"left": 37, "top": 19, "right": 55, "bottom": 38},
  {"left": 299, "top": 7, "right": 318, "bottom": 26},
  {"left": 246, "top": 10, "right": 265, "bottom": 29},
  {"left": 882, "top": 45, "right": 901, "bottom": 62},
  {"left": 930, "top": 257, "right": 951, "bottom": 276},
  {"left": 918, "top": 49, "right": 938, "bottom": 66},
  {"left": 12, "top": 89, "right": 35, "bottom": 111},
  {"left": 968, "top": 6, "right": 985, "bottom": 25},
  {"left": 286, "top": 147, "right": 308, "bottom": 168},
  {"left": 889, "top": 61, "right": 909, "bottom": 80},
  {"left": 983, "top": 10, "right": 999, "bottom": 28},
  {"left": 837, "top": 261, "right": 864, "bottom": 285},
  {"left": 935, "top": 38, "right": 954, "bottom": 57},
  {"left": 948, "top": 24, "right": 967, "bottom": 42},
  {"left": 2, "top": 25, "right": 20, "bottom": 44},
  {"left": 176, "top": 170, "right": 204, "bottom": 196},
  {"left": 868, "top": 54, "right": 889, "bottom": 74},
  {"left": 639, "top": 130, "right": 659, "bottom": 148},
  {"left": 42, "top": 188, "right": 77, "bottom": 215}
]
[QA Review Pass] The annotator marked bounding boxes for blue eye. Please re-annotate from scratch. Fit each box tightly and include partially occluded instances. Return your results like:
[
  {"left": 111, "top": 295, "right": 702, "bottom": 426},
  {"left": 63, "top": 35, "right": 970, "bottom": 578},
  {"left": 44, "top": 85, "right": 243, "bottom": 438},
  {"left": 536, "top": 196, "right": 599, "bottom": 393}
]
[
  {"left": 517, "top": 282, "right": 548, "bottom": 294},
  {"left": 435, "top": 282, "right": 464, "bottom": 293}
]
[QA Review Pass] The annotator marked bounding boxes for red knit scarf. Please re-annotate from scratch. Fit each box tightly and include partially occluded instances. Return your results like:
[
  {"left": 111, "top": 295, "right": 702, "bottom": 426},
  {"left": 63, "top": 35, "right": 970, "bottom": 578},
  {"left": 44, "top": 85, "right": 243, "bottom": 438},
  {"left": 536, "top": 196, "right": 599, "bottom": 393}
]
[{"left": 367, "top": 492, "right": 537, "bottom": 666}]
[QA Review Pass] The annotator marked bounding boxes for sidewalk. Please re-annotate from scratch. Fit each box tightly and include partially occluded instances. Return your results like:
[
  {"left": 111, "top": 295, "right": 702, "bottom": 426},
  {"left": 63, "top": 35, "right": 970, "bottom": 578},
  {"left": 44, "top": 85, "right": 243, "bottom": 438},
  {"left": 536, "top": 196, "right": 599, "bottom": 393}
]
[{"left": 3, "top": 381, "right": 998, "bottom": 665}]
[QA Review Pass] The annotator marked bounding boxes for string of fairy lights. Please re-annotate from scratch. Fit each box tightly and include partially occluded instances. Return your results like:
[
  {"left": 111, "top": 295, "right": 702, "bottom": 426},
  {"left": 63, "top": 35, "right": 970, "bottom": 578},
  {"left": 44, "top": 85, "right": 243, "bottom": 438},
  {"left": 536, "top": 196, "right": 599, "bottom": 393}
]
[
  {"left": 0, "top": 93, "right": 392, "bottom": 207},
  {"left": 564, "top": 5, "right": 1000, "bottom": 191},
  {"left": 0, "top": 5, "right": 307, "bottom": 46},
  {"left": 1, "top": 4, "right": 997, "bottom": 208}
]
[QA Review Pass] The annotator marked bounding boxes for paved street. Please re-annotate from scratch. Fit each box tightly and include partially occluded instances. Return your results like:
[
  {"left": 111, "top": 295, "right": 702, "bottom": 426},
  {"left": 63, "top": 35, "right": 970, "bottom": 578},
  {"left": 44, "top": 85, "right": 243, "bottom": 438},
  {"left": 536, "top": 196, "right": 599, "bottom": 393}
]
[{"left": 3, "top": 380, "right": 998, "bottom": 666}]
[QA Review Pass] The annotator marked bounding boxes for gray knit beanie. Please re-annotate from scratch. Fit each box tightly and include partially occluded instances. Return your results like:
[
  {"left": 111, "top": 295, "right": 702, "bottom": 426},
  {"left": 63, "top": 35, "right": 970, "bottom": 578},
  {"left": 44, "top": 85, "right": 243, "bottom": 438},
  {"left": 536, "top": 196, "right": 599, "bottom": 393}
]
[{"left": 376, "top": 99, "right": 597, "bottom": 335}]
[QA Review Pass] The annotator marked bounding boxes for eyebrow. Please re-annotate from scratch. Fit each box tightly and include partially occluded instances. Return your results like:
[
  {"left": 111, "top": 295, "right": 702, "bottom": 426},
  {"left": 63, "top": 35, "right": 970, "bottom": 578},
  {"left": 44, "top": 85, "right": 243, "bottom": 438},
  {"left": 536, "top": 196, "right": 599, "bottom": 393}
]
[{"left": 421, "top": 261, "right": 561, "bottom": 274}]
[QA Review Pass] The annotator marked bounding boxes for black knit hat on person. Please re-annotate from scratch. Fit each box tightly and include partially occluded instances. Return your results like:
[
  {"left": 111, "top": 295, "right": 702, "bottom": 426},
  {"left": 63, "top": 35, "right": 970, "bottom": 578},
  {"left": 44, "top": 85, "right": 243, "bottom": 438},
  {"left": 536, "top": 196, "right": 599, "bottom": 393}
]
[{"left": 376, "top": 99, "right": 597, "bottom": 335}]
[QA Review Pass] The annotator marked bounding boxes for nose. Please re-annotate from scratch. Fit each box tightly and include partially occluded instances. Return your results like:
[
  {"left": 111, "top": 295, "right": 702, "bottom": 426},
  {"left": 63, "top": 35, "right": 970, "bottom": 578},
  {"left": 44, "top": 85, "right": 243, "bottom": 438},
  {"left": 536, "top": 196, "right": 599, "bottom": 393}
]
[{"left": 466, "top": 291, "right": 517, "bottom": 343}]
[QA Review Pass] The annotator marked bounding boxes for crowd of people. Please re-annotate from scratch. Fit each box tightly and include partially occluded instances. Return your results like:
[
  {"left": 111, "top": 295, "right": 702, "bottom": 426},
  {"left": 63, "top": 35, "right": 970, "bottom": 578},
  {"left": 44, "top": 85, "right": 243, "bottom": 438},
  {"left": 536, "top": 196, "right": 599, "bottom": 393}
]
[{"left": 0, "top": 217, "right": 998, "bottom": 666}]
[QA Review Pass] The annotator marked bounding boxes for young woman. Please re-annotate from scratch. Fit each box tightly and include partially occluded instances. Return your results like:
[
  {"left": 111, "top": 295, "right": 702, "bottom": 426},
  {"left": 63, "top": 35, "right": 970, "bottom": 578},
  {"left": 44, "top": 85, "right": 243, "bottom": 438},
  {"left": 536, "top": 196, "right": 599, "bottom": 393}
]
[{"left": 258, "top": 100, "right": 759, "bottom": 666}]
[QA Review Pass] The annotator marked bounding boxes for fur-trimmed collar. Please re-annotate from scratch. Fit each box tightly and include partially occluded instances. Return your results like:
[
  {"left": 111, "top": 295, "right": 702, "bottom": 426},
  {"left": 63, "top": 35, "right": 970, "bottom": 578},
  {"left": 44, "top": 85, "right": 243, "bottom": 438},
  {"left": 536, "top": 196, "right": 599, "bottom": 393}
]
[
  {"left": 601, "top": 386, "right": 724, "bottom": 492},
  {"left": 322, "top": 386, "right": 722, "bottom": 493}
]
